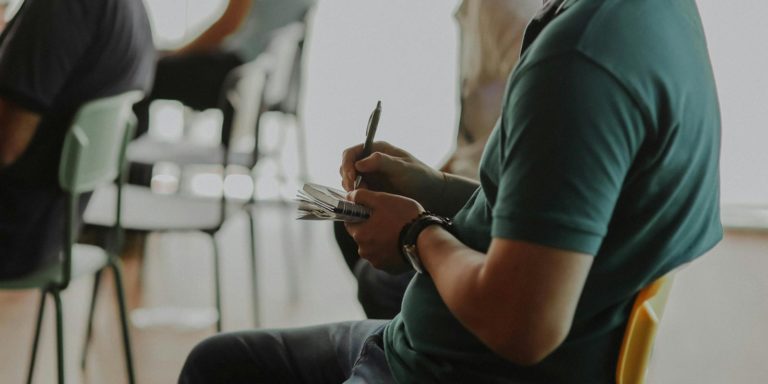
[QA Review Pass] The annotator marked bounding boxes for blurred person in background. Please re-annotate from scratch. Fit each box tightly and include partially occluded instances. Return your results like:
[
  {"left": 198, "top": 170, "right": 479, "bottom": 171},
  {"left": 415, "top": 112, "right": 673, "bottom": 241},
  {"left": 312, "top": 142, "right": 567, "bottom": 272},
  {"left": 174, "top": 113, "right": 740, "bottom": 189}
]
[
  {"left": 133, "top": 0, "right": 316, "bottom": 138},
  {"left": 334, "top": 0, "right": 541, "bottom": 320},
  {"left": 0, "top": 0, "right": 154, "bottom": 278}
]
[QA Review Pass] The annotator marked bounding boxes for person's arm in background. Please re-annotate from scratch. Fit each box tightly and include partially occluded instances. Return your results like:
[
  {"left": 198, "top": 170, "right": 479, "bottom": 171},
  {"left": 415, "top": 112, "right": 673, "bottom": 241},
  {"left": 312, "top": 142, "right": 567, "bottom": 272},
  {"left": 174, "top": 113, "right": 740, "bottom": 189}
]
[
  {"left": 0, "top": 3, "right": 7, "bottom": 31},
  {"left": 0, "top": 98, "right": 40, "bottom": 167},
  {"left": 340, "top": 141, "right": 479, "bottom": 218},
  {"left": 443, "top": 0, "right": 539, "bottom": 179},
  {"left": 174, "top": 0, "right": 252, "bottom": 56}
]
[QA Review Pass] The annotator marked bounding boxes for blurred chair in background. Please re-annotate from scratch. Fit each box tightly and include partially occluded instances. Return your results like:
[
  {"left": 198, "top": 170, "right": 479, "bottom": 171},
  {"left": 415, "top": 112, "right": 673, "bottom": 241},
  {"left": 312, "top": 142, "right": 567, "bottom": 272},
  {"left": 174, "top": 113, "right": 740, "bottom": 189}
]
[
  {"left": 99, "top": 21, "right": 311, "bottom": 331},
  {"left": 128, "top": 22, "right": 310, "bottom": 194},
  {"left": 119, "top": 0, "right": 316, "bottom": 329},
  {"left": 132, "top": 0, "right": 316, "bottom": 142},
  {"left": 0, "top": 91, "right": 143, "bottom": 384},
  {"left": 84, "top": 61, "right": 269, "bottom": 333},
  {"left": 334, "top": 0, "right": 541, "bottom": 319}
]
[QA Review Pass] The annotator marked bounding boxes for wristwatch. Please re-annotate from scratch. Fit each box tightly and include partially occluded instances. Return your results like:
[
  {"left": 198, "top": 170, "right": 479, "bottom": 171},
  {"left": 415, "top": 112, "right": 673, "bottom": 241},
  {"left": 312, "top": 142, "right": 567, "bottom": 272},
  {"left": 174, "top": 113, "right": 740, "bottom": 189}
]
[{"left": 399, "top": 212, "right": 454, "bottom": 274}]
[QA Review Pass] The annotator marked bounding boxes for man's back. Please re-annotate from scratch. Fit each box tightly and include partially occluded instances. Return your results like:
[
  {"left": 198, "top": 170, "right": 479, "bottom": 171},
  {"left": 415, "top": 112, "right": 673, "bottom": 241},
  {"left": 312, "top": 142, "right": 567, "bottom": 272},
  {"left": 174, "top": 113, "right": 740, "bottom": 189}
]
[
  {"left": 0, "top": 0, "right": 155, "bottom": 277},
  {"left": 386, "top": 0, "right": 722, "bottom": 382}
]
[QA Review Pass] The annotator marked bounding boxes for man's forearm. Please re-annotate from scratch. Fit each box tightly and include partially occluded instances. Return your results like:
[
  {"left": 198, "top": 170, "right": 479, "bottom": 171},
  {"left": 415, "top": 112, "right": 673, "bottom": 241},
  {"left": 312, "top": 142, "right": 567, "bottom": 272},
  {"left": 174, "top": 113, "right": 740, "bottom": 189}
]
[
  {"left": 421, "top": 172, "right": 479, "bottom": 217},
  {"left": 0, "top": 98, "right": 41, "bottom": 167},
  {"left": 176, "top": 0, "right": 251, "bottom": 55},
  {"left": 415, "top": 225, "right": 586, "bottom": 365},
  {"left": 415, "top": 225, "right": 526, "bottom": 360}
]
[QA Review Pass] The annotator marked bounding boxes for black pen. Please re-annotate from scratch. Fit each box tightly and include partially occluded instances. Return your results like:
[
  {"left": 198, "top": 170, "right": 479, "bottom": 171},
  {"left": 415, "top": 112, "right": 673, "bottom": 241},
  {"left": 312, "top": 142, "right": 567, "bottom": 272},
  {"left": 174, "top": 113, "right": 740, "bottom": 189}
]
[{"left": 354, "top": 100, "right": 382, "bottom": 189}]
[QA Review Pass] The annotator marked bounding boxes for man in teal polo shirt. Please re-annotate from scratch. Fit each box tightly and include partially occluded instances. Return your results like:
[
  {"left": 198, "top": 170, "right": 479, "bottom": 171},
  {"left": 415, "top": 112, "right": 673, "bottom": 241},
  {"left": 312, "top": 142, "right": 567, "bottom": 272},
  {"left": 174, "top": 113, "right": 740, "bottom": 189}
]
[{"left": 179, "top": 0, "right": 722, "bottom": 382}]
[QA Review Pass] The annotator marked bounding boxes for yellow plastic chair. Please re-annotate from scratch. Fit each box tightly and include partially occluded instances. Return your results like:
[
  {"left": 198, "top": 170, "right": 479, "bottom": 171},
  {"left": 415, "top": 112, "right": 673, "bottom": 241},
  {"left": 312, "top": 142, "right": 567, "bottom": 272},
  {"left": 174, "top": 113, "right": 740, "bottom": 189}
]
[{"left": 616, "top": 272, "right": 676, "bottom": 384}]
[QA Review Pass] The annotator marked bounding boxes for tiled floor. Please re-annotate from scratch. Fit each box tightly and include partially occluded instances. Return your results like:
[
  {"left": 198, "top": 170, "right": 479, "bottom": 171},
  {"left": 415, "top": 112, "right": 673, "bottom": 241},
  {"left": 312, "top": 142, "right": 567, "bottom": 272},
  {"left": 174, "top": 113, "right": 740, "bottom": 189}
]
[{"left": 1, "top": 202, "right": 767, "bottom": 383}]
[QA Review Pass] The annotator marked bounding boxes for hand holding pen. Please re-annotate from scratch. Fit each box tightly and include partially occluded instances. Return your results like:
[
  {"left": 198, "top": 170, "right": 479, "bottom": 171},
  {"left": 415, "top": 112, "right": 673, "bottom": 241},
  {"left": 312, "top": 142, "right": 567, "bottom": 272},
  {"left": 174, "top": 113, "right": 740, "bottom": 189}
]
[{"left": 353, "top": 101, "right": 382, "bottom": 189}]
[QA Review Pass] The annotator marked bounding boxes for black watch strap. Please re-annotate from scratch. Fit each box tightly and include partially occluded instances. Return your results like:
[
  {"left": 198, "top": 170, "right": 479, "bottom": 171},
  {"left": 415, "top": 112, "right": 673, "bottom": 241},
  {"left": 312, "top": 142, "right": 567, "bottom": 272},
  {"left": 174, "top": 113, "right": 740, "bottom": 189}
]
[{"left": 399, "top": 212, "right": 453, "bottom": 274}]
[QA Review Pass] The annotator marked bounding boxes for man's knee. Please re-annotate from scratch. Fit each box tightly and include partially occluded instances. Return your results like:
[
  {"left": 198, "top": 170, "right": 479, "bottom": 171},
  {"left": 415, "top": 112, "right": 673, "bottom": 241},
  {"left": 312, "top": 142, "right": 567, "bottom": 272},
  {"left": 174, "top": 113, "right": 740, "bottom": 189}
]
[
  {"left": 179, "top": 333, "right": 250, "bottom": 384},
  {"left": 179, "top": 330, "right": 293, "bottom": 384}
]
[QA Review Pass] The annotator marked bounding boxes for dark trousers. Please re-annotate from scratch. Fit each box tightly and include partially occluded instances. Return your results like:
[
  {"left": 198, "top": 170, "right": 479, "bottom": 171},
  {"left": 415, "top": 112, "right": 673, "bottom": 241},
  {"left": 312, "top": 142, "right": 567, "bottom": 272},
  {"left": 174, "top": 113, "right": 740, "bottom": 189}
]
[
  {"left": 334, "top": 221, "right": 414, "bottom": 319},
  {"left": 178, "top": 320, "right": 394, "bottom": 384}
]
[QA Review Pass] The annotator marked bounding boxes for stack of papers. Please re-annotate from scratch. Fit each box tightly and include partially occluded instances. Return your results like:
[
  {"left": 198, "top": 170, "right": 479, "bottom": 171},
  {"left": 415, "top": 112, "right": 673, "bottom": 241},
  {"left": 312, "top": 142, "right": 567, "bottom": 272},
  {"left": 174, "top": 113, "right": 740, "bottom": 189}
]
[{"left": 296, "top": 183, "right": 370, "bottom": 222}]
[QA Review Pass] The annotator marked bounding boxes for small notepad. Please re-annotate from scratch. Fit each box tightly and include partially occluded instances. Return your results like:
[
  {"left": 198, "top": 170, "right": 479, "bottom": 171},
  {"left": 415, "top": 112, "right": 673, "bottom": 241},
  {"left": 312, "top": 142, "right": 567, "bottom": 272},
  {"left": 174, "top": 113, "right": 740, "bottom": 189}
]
[{"left": 296, "top": 183, "right": 370, "bottom": 222}]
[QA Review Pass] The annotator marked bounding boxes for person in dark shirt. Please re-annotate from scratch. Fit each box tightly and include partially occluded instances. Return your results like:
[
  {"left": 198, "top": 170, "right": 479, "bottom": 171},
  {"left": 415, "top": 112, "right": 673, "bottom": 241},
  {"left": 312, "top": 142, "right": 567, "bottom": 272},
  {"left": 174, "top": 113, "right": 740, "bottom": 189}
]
[{"left": 0, "top": 0, "right": 155, "bottom": 278}]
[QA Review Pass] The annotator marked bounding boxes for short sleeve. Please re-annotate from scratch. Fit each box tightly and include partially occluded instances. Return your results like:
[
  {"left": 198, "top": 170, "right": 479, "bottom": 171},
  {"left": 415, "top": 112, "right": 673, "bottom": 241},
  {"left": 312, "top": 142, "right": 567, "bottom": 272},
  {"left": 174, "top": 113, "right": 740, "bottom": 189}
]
[
  {"left": 0, "top": 0, "right": 94, "bottom": 112},
  {"left": 492, "top": 52, "right": 647, "bottom": 254}
]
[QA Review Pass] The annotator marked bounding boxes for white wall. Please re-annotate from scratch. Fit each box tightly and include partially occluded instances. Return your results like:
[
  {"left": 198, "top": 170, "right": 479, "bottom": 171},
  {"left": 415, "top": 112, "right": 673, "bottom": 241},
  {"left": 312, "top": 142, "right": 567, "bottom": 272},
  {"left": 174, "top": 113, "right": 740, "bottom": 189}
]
[
  {"left": 697, "top": 0, "right": 768, "bottom": 204},
  {"left": 301, "top": 1, "right": 460, "bottom": 185}
]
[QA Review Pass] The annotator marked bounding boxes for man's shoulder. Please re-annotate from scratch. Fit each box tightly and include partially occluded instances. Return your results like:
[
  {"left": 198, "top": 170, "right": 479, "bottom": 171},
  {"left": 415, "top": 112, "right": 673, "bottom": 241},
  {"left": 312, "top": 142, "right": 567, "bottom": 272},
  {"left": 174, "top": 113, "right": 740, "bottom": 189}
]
[
  {"left": 522, "top": 0, "right": 707, "bottom": 75},
  {"left": 513, "top": 0, "right": 715, "bottom": 127}
]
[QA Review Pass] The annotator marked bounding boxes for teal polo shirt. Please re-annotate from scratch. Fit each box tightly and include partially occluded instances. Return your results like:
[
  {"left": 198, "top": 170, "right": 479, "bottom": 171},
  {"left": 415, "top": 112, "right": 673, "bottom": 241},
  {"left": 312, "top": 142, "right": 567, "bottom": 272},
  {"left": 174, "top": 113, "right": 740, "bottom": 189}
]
[{"left": 384, "top": 0, "right": 723, "bottom": 382}]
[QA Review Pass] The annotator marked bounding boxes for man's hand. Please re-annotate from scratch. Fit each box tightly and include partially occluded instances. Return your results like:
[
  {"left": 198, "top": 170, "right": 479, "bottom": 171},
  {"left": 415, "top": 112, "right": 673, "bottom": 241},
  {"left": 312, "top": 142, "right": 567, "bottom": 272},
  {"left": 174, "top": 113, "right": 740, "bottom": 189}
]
[
  {"left": 344, "top": 189, "right": 424, "bottom": 274},
  {"left": 340, "top": 141, "right": 443, "bottom": 200}
]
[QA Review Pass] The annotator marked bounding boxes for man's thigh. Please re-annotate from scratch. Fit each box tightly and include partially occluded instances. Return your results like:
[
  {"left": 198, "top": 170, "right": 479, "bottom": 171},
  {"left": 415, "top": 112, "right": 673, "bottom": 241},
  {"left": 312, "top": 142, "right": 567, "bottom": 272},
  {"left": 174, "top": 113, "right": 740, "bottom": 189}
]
[{"left": 179, "top": 320, "right": 393, "bottom": 384}]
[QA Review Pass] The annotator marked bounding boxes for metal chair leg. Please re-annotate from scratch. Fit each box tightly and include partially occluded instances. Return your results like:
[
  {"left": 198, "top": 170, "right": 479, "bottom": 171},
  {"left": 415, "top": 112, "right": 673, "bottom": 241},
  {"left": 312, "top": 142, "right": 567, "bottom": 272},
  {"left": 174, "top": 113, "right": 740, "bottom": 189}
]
[
  {"left": 281, "top": 201, "right": 300, "bottom": 304},
  {"left": 52, "top": 290, "right": 65, "bottom": 384},
  {"left": 248, "top": 210, "right": 260, "bottom": 327},
  {"left": 26, "top": 290, "right": 47, "bottom": 384},
  {"left": 111, "top": 260, "right": 136, "bottom": 384},
  {"left": 81, "top": 269, "right": 103, "bottom": 370},
  {"left": 211, "top": 234, "right": 223, "bottom": 332}
]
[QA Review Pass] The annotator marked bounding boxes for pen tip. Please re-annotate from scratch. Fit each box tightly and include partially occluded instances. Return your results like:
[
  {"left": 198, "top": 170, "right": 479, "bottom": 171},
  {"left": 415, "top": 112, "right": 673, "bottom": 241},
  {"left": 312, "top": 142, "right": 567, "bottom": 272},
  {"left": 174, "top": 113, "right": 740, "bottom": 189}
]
[{"left": 376, "top": 100, "right": 381, "bottom": 109}]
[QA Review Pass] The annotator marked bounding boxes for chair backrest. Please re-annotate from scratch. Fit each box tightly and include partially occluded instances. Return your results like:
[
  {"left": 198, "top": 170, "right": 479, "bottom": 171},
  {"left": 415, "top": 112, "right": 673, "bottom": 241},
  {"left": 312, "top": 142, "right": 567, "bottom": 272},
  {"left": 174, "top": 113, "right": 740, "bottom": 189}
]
[
  {"left": 220, "top": 22, "right": 306, "bottom": 158},
  {"left": 262, "top": 22, "right": 307, "bottom": 111},
  {"left": 57, "top": 91, "right": 144, "bottom": 288},
  {"left": 616, "top": 272, "right": 676, "bottom": 384},
  {"left": 59, "top": 91, "right": 144, "bottom": 193},
  {"left": 223, "top": 60, "right": 268, "bottom": 154}
]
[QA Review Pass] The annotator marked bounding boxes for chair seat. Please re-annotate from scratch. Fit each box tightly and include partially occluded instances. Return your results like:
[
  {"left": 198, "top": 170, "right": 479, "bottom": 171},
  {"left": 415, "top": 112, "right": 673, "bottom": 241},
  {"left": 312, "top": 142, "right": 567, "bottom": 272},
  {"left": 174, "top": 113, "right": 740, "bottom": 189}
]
[
  {"left": 84, "top": 184, "right": 225, "bottom": 232},
  {"left": 0, "top": 244, "right": 108, "bottom": 290},
  {"left": 127, "top": 135, "right": 254, "bottom": 167}
]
